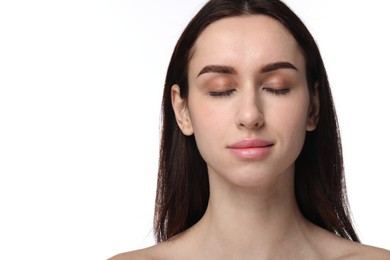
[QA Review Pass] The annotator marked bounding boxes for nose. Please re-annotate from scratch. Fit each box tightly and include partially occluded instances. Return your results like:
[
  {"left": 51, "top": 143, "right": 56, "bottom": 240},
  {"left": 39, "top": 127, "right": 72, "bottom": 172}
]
[{"left": 235, "top": 90, "right": 264, "bottom": 130}]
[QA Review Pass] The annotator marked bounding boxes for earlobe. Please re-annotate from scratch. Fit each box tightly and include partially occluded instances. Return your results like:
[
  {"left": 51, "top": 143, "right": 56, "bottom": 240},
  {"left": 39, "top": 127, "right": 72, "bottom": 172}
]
[
  {"left": 171, "top": 84, "right": 194, "bottom": 136},
  {"left": 306, "top": 84, "right": 320, "bottom": 131}
]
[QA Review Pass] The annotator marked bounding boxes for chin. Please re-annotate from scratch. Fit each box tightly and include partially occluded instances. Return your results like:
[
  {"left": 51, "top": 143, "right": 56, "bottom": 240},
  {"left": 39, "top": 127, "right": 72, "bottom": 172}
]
[{"left": 214, "top": 164, "right": 296, "bottom": 189}]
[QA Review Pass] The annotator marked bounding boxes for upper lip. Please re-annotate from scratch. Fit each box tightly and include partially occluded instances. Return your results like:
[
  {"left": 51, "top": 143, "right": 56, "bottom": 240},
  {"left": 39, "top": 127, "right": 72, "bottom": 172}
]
[{"left": 228, "top": 138, "right": 273, "bottom": 149}]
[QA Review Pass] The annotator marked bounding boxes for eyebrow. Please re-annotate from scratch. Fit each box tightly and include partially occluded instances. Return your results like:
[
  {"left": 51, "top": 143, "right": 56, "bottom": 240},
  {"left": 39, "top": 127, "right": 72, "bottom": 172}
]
[
  {"left": 196, "top": 61, "right": 298, "bottom": 78},
  {"left": 260, "top": 61, "right": 298, "bottom": 73},
  {"left": 197, "top": 65, "right": 237, "bottom": 77}
]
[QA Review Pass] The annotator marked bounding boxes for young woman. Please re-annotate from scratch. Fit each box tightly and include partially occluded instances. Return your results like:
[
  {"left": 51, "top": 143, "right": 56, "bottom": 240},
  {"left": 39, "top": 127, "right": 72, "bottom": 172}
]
[{"left": 111, "top": 0, "right": 390, "bottom": 259}]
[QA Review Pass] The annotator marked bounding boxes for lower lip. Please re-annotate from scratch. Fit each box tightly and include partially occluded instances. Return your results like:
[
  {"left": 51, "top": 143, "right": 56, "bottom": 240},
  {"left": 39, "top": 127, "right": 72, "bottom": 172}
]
[{"left": 228, "top": 146, "right": 273, "bottom": 160}]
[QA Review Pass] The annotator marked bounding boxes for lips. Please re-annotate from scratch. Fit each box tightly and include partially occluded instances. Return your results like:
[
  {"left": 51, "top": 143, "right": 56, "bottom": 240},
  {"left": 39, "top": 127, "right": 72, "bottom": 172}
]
[
  {"left": 228, "top": 139, "right": 273, "bottom": 149},
  {"left": 227, "top": 138, "right": 273, "bottom": 159}
]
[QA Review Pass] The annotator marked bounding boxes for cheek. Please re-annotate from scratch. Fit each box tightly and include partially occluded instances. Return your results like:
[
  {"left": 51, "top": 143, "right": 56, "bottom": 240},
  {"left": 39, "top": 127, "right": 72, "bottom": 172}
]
[
  {"left": 187, "top": 99, "right": 230, "bottom": 163},
  {"left": 269, "top": 95, "right": 310, "bottom": 142},
  {"left": 281, "top": 104, "right": 308, "bottom": 129},
  {"left": 188, "top": 108, "right": 219, "bottom": 166},
  {"left": 188, "top": 92, "right": 229, "bottom": 135},
  {"left": 189, "top": 105, "right": 226, "bottom": 139}
]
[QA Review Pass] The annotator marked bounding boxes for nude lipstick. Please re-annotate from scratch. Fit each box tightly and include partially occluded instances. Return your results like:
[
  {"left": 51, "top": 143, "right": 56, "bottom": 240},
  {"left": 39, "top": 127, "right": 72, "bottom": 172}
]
[{"left": 227, "top": 138, "right": 273, "bottom": 159}]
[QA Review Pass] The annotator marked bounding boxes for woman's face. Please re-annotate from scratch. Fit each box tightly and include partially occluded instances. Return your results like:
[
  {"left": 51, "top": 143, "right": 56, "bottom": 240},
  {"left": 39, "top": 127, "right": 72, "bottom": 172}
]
[{"left": 172, "top": 15, "right": 318, "bottom": 188}]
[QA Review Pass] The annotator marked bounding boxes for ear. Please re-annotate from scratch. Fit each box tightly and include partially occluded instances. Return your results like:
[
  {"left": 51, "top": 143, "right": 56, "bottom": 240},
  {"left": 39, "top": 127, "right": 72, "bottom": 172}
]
[
  {"left": 306, "top": 83, "right": 320, "bottom": 131},
  {"left": 171, "top": 84, "right": 194, "bottom": 136}
]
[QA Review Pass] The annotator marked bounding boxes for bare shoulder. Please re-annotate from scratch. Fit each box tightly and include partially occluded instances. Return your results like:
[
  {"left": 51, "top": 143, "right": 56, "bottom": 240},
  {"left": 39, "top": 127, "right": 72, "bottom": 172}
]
[
  {"left": 314, "top": 226, "right": 390, "bottom": 259},
  {"left": 328, "top": 235, "right": 390, "bottom": 260},
  {"left": 108, "top": 232, "right": 189, "bottom": 260},
  {"left": 340, "top": 242, "right": 390, "bottom": 260},
  {"left": 108, "top": 245, "right": 162, "bottom": 260}
]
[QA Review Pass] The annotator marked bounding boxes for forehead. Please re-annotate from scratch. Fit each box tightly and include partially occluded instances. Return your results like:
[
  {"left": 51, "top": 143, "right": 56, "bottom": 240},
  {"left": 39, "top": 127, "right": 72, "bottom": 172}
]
[{"left": 189, "top": 15, "right": 305, "bottom": 75}]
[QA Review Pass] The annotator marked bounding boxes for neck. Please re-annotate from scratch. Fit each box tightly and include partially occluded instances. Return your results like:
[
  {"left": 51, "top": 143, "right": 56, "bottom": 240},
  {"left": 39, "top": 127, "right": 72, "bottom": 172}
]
[{"left": 186, "top": 166, "right": 318, "bottom": 258}]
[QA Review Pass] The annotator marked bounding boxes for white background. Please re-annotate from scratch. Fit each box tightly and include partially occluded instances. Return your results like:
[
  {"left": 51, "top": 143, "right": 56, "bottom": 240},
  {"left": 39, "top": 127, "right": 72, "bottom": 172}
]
[{"left": 0, "top": 0, "right": 389, "bottom": 259}]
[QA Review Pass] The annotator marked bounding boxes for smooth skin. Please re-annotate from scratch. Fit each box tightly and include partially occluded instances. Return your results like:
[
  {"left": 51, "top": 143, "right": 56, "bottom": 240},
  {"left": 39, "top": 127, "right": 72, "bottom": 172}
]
[{"left": 110, "top": 15, "right": 390, "bottom": 260}]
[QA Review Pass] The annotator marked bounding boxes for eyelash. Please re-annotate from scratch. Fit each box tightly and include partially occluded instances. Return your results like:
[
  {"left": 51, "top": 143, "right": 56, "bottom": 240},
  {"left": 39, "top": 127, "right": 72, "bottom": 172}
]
[
  {"left": 264, "top": 88, "right": 290, "bottom": 95},
  {"left": 208, "top": 88, "right": 290, "bottom": 97},
  {"left": 209, "top": 89, "right": 236, "bottom": 97}
]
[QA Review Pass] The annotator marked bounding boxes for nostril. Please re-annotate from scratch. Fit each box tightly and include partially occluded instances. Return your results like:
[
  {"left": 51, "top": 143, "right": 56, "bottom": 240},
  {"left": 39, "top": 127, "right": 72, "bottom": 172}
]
[
  {"left": 235, "top": 101, "right": 264, "bottom": 129},
  {"left": 237, "top": 117, "right": 264, "bottom": 129}
]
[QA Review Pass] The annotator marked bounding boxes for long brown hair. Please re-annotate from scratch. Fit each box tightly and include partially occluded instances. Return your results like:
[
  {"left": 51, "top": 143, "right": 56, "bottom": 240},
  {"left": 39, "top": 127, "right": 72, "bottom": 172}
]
[{"left": 154, "top": 0, "right": 359, "bottom": 243}]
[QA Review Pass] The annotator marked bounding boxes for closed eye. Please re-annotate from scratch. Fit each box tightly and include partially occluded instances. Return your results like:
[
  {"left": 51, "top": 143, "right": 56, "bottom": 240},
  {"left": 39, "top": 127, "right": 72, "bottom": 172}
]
[
  {"left": 209, "top": 89, "right": 236, "bottom": 97},
  {"left": 264, "top": 88, "right": 290, "bottom": 95}
]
